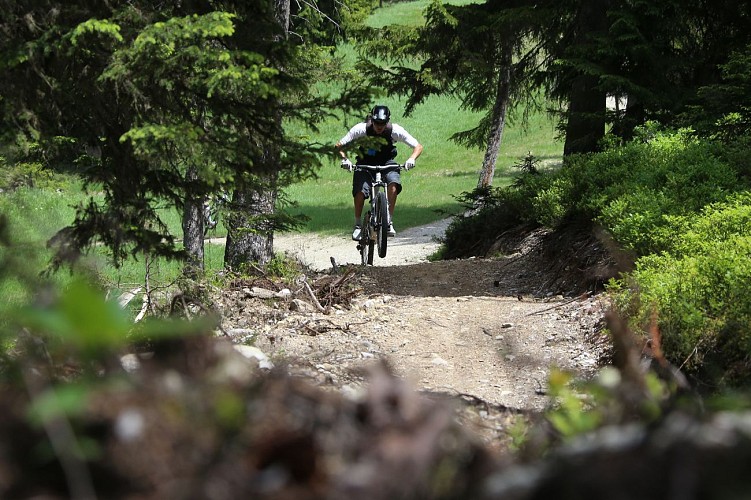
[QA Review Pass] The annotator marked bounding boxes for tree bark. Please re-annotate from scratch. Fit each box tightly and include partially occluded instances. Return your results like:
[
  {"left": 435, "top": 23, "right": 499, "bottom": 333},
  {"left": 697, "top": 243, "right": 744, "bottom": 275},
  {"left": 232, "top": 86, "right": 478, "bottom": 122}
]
[
  {"left": 224, "top": 180, "right": 277, "bottom": 269},
  {"left": 223, "top": 0, "right": 289, "bottom": 269},
  {"left": 612, "top": 94, "right": 645, "bottom": 142},
  {"left": 562, "top": 0, "right": 608, "bottom": 156},
  {"left": 182, "top": 164, "right": 205, "bottom": 277},
  {"left": 563, "top": 73, "right": 606, "bottom": 155},
  {"left": 477, "top": 43, "right": 512, "bottom": 188}
]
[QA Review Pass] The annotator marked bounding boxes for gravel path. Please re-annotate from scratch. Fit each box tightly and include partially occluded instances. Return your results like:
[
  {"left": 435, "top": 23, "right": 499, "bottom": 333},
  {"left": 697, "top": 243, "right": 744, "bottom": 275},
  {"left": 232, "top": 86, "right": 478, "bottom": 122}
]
[
  {"left": 214, "top": 219, "right": 609, "bottom": 447},
  {"left": 274, "top": 218, "right": 452, "bottom": 271}
]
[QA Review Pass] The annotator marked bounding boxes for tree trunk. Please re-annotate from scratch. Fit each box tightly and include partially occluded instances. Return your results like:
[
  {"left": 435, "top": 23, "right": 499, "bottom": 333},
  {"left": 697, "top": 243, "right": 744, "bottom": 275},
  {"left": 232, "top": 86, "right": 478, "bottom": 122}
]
[
  {"left": 563, "top": 73, "right": 606, "bottom": 155},
  {"left": 182, "top": 164, "right": 205, "bottom": 277},
  {"left": 274, "top": 0, "right": 290, "bottom": 29},
  {"left": 563, "top": 0, "right": 608, "bottom": 156},
  {"left": 224, "top": 180, "right": 277, "bottom": 269},
  {"left": 613, "top": 94, "right": 645, "bottom": 142},
  {"left": 223, "top": 0, "right": 289, "bottom": 269},
  {"left": 477, "top": 43, "right": 512, "bottom": 188}
]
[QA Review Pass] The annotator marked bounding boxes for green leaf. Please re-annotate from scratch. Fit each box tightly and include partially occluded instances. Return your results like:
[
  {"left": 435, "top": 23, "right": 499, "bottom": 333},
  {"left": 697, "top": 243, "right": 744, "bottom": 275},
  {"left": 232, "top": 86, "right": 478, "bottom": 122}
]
[
  {"left": 27, "top": 384, "right": 90, "bottom": 427},
  {"left": 69, "top": 19, "right": 123, "bottom": 46},
  {"left": 17, "top": 278, "right": 132, "bottom": 353}
]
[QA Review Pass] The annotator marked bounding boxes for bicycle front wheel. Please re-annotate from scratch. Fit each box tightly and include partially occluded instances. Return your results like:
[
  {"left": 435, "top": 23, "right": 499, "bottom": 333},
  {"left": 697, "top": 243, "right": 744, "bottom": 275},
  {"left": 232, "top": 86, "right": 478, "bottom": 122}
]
[
  {"left": 360, "top": 211, "right": 374, "bottom": 265},
  {"left": 376, "top": 191, "right": 389, "bottom": 258}
]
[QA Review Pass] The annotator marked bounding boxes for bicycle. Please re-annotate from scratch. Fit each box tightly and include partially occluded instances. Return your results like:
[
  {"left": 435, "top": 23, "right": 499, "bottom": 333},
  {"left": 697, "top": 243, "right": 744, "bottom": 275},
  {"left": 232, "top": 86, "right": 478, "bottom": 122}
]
[{"left": 352, "top": 163, "right": 404, "bottom": 266}]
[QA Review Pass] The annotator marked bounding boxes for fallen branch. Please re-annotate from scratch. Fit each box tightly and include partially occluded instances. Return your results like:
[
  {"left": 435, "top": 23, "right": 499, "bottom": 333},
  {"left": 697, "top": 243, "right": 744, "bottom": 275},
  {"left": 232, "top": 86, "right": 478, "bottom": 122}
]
[{"left": 303, "top": 279, "right": 328, "bottom": 314}]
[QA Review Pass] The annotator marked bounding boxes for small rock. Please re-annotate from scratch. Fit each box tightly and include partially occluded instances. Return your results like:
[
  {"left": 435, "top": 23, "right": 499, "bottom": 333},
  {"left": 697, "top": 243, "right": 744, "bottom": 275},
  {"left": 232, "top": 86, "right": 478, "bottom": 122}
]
[
  {"left": 249, "top": 287, "right": 276, "bottom": 299},
  {"left": 120, "top": 354, "right": 141, "bottom": 373},
  {"left": 431, "top": 355, "right": 449, "bottom": 366},
  {"left": 362, "top": 299, "right": 377, "bottom": 310},
  {"left": 290, "top": 299, "right": 315, "bottom": 312},
  {"left": 234, "top": 345, "right": 274, "bottom": 370},
  {"left": 226, "top": 328, "right": 256, "bottom": 339},
  {"left": 114, "top": 409, "right": 145, "bottom": 442}
]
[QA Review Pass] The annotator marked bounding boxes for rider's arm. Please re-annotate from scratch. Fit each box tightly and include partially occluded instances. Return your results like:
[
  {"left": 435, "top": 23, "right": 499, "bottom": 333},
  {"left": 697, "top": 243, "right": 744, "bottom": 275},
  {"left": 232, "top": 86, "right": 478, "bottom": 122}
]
[
  {"left": 407, "top": 143, "right": 423, "bottom": 164},
  {"left": 391, "top": 124, "right": 423, "bottom": 163},
  {"left": 336, "top": 123, "right": 368, "bottom": 160}
]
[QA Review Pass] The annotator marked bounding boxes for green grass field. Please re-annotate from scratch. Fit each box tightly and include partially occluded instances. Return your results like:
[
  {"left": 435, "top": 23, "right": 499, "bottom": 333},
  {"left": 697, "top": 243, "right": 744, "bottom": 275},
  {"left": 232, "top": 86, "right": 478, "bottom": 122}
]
[
  {"left": 0, "top": 0, "right": 562, "bottom": 296},
  {"left": 282, "top": 90, "right": 561, "bottom": 236},
  {"left": 282, "top": 0, "right": 562, "bottom": 236}
]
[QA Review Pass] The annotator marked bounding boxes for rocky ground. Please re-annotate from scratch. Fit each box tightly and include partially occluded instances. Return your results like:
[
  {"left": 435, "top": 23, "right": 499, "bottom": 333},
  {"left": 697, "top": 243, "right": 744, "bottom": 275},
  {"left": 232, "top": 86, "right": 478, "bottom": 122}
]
[
  {"left": 212, "top": 220, "right": 615, "bottom": 449},
  {"left": 7, "top": 220, "right": 751, "bottom": 500}
]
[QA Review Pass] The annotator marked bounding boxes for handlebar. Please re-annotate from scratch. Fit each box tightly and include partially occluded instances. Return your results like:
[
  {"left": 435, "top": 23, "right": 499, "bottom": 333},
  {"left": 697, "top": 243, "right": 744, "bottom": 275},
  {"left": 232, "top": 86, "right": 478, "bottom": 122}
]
[{"left": 354, "top": 164, "right": 404, "bottom": 171}]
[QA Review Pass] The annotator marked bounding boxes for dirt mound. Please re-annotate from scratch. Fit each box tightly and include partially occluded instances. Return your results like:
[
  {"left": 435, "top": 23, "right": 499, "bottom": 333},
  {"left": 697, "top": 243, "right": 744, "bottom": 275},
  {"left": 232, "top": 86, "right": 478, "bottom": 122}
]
[
  {"left": 0, "top": 220, "right": 626, "bottom": 499},
  {"left": 216, "top": 222, "right": 615, "bottom": 449}
]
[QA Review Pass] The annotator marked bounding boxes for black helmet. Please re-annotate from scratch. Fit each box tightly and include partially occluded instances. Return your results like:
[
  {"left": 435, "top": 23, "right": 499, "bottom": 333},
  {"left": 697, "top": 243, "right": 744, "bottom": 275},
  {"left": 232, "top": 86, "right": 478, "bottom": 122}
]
[{"left": 371, "top": 105, "right": 391, "bottom": 124}]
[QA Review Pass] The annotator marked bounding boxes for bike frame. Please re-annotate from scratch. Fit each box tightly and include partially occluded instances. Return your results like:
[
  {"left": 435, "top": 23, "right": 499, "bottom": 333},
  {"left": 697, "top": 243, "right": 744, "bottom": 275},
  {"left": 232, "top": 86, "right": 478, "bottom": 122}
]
[{"left": 354, "top": 164, "right": 404, "bottom": 265}]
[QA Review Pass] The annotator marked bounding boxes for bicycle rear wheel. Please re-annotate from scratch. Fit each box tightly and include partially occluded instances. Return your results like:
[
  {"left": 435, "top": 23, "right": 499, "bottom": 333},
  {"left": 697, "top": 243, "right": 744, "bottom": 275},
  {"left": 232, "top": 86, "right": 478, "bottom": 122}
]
[
  {"left": 376, "top": 191, "right": 389, "bottom": 258},
  {"left": 360, "top": 211, "right": 374, "bottom": 265}
]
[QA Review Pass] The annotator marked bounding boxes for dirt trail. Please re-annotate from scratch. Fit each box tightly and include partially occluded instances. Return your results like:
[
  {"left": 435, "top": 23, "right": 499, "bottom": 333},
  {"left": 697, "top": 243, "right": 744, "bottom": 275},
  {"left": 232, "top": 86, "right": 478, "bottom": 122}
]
[
  {"left": 216, "top": 220, "right": 609, "bottom": 445},
  {"left": 273, "top": 218, "right": 451, "bottom": 271}
]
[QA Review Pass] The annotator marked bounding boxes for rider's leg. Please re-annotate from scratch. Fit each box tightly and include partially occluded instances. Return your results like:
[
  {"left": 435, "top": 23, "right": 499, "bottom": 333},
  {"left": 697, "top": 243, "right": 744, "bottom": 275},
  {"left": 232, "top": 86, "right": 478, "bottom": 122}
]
[
  {"left": 387, "top": 182, "right": 399, "bottom": 220},
  {"left": 354, "top": 192, "right": 366, "bottom": 221},
  {"left": 352, "top": 192, "right": 366, "bottom": 240}
]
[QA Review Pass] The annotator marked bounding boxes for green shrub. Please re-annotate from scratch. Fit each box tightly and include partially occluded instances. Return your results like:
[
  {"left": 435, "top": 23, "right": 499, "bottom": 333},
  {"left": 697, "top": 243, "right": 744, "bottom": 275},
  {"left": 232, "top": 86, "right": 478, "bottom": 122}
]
[
  {"left": 0, "top": 158, "right": 51, "bottom": 190},
  {"left": 531, "top": 177, "right": 570, "bottom": 227},
  {"left": 719, "top": 134, "right": 751, "bottom": 180},
  {"left": 440, "top": 186, "right": 530, "bottom": 259},
  {"left": 442, "top": 130, "right": 741, "bottom": 259},
  {"left": 666, "top": 192, "right": 751, "bottom": 256},
  {"left": 567, "top": 130, "right": 739, "bottom": 255},
  {"left": 598, "top": 188, "right": 670, "bottom": 254},
  {"left": 611, "top": 194, "right": 751, "bottom": 386}
]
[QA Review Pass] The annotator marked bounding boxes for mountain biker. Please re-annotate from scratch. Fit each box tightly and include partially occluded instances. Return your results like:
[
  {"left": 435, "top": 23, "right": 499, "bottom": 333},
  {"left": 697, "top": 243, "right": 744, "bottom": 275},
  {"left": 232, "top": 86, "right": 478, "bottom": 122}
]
[{"left": 336, "top": 105, "right": 423, "bottom": 240}]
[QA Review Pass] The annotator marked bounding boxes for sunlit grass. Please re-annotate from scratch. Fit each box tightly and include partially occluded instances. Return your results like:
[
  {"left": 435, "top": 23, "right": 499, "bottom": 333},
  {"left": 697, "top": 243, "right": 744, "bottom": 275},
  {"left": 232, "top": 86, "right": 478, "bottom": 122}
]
[
  {"left": 283, "top": 91, "right": 561, "bottom": 235},
  {"left": 367, "top": 0, "right": 483, "bottom": 27},
  {"left": 283, "top": 0, "right": 562, "bottom": 236},
  {"left": 0, "top": 0, "right": 562, "bottom": 294}
]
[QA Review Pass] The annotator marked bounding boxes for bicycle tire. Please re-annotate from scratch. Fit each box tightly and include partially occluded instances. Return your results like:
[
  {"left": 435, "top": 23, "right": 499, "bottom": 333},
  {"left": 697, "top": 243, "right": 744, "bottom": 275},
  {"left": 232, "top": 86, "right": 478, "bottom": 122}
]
[
  {"left": 360, "top": 211, "right": 374, "bottom": 265},
  {"left": 376, "top": 191, "right": 389, "bottom": 258}
]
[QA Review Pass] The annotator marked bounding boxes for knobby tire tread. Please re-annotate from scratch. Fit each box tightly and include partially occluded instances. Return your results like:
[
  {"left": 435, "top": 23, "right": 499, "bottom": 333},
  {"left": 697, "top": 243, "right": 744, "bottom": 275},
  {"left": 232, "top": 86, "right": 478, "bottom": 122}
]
[
  {"left": 377, "top": 192, "right": 388, "bottom": 258},
  {"left": 360, "top": 212, "right": 371, "bottom": 265}
]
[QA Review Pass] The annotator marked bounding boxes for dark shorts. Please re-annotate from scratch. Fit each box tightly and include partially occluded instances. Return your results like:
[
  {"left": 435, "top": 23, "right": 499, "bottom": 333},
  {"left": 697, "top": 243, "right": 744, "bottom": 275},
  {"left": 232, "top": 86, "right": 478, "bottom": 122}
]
[{"left": 352, "top": 167, "right": 402, "bottom": 198}]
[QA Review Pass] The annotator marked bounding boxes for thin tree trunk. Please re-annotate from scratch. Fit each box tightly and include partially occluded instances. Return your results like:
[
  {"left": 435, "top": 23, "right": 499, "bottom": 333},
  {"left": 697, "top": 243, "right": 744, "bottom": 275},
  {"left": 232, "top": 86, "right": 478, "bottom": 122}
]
[
  {"left": 274, "top": 0, "right": 290, "bottom": 28},
  {"left": 224, "top": 179, "right": 277, "bottom": 269},
  {"left": 223, "top": 0, "right": 289, "bottom": 269},
  {"left": 182, "top": 164, "right": 205, "bottom": 277},
  {"left": 477, "top": 44, "right": 512, "bottom": 189},
  {"left": 613, "top": 94, "right": 644, "bottom": 142}
]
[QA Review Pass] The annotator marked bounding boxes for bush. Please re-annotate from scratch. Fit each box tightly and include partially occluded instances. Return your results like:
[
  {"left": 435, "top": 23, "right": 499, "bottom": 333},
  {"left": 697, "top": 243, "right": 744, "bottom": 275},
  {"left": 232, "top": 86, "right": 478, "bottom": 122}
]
[
  {"left": 440, "top": 186, "right": 529, "bottom": 259},
  {"left": 441, "top": 130, "right": 741, "bottom": 259},
  {"left": 611, "top": 194, "right": 751, "bottom": 386},
  {"left": 575, "top": 130, "right": 739, "bottom": 255}
]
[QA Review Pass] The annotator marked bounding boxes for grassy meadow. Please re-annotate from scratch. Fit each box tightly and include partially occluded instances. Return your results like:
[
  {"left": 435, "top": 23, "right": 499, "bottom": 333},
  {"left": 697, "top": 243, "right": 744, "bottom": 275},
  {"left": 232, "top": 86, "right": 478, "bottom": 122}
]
[
  {"left": 0, "top": 0, "right": 562, "bottom": 299},
  {"left": 283, "top": 0, "right": 562, "bottom": 236}
]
